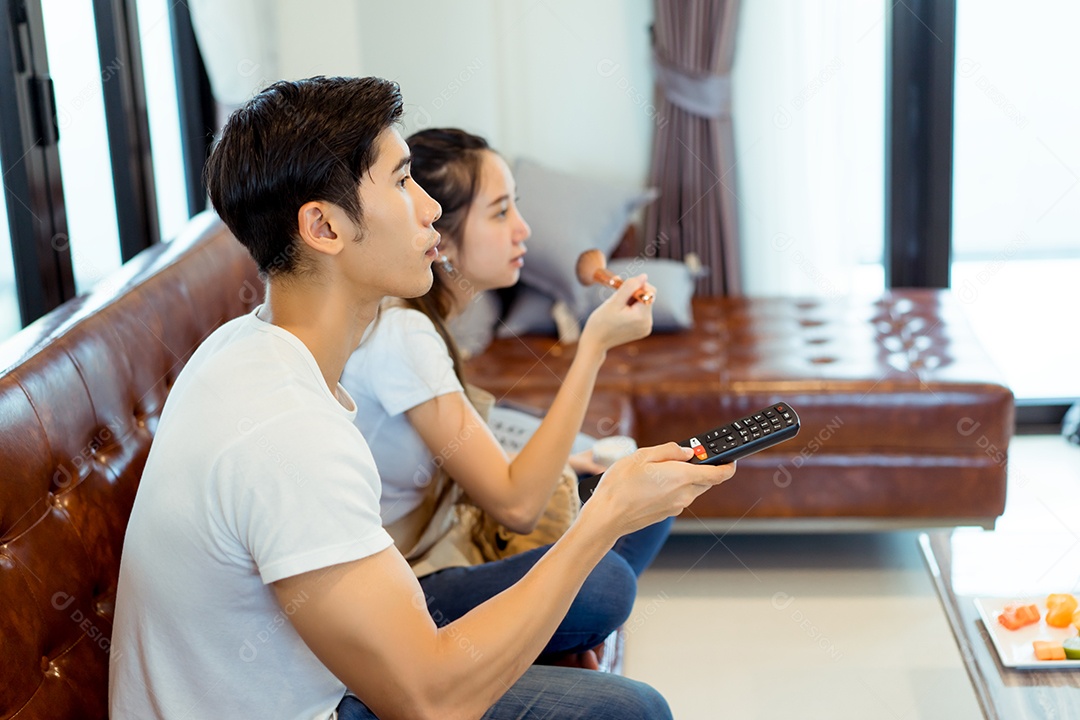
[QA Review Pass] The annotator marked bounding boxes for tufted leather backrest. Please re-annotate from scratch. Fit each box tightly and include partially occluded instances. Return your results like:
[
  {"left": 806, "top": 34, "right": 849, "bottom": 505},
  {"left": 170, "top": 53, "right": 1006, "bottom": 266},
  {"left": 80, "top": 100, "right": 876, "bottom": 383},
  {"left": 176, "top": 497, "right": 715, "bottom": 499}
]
[{"left": 0, "top": 213, "right": 260, "bottom": 719}]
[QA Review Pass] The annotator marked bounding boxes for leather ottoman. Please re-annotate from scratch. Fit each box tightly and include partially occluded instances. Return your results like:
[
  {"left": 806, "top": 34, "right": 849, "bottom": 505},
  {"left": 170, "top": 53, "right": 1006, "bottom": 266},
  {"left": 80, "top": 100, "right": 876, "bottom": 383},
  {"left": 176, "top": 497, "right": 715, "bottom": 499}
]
[{"left": 464, "top": 290, "right": 1014, "bottom": 530}]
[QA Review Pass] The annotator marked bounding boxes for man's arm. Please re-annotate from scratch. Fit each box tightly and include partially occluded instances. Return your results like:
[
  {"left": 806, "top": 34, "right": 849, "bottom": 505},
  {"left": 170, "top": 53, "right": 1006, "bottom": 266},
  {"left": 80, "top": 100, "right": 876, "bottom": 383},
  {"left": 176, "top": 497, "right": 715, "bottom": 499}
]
[{"left": 274, "top": 443, "right": 732, "bottom": 720}]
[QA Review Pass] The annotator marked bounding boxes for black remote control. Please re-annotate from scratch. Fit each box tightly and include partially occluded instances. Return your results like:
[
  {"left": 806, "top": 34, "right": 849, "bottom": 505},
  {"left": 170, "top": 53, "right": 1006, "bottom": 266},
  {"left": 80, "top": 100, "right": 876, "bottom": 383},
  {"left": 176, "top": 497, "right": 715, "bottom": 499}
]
[
  {"left": 681, "top": 402, "right": 800, "bottom": 465},
  {"left": 578, "top": 402, "right": 800, "bottom": 502}
]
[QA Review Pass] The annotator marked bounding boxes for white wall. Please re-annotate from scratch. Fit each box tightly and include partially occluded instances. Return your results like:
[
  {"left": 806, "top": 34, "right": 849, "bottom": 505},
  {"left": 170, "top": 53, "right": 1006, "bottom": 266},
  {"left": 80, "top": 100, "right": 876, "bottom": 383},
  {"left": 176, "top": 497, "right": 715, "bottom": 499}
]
[
  {"left": 192, "top": 0, "right": 893, "bottom": 299},
  {"left": 192, "top": 0, "right": 656, "bottom": 185},
  {"left": 351, "top": 0, "right": 656, "bottom": 185}
]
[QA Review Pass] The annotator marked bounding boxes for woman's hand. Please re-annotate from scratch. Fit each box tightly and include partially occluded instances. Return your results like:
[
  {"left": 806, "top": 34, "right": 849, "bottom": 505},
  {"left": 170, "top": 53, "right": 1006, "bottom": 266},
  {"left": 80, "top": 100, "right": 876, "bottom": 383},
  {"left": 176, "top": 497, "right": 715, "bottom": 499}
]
[
  {"left": 579, "top": 273, "right": 655, "bottom": 353},
  {"left": 568, "top": 449, "right": 608, "bottom": 475}
]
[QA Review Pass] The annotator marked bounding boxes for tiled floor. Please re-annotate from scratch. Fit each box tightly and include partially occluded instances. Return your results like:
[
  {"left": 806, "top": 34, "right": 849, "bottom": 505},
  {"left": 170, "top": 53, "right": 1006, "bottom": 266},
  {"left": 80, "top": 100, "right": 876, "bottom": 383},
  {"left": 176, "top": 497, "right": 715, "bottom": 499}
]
[{"left": 623, "top": 434, "right": 1080, "bottom": 719}]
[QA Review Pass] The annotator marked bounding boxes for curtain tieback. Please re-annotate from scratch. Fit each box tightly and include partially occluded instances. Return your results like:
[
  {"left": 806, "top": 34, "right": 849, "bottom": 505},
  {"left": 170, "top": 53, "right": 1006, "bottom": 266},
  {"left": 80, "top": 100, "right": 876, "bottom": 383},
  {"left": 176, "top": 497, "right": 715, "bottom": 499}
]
[{"left": 652, "top": 52, "right": 731, "bottom": 119}]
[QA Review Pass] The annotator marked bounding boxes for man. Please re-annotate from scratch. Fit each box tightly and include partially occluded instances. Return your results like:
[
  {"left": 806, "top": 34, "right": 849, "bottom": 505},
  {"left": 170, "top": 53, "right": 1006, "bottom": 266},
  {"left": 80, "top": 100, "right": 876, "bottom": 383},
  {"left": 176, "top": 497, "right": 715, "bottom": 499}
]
[{"left": 109, "top": 76, "right": 735, "bottom": 719}]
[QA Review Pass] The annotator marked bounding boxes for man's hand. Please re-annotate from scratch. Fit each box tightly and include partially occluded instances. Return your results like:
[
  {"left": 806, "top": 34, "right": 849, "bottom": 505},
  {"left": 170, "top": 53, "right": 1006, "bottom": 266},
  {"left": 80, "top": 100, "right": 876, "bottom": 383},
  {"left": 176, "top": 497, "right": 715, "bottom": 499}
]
[{"left": 583, "top": 442, "right": 736, "bottom": 539}]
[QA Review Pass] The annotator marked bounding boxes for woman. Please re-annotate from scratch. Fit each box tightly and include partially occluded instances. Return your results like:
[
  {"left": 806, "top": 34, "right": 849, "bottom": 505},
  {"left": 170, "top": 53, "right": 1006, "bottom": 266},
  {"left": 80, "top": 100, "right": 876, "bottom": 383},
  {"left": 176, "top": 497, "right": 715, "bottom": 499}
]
[{"left": 342, "top": 128, "right": 672, "bottom": 664}]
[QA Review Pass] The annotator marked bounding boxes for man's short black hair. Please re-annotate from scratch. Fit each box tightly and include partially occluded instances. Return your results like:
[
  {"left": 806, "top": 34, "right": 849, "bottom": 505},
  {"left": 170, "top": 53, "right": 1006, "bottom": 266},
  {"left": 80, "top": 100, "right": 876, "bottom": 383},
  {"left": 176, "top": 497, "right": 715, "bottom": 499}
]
[{"left": 204, "top": 76, "right": 403, "bottom": 277}]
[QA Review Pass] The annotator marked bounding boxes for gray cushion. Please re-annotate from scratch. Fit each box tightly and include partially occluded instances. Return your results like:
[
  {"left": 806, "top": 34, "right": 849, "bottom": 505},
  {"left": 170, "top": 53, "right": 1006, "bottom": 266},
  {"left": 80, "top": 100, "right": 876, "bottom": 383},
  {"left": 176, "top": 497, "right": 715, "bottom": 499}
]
[
  {"left": 498, "top": 258, "right": 696, "bottom": 338},
  {"left": 447, "top": 290, "right": 501, "bottom": 358},
  {"left": 496, "top": 284, "right": 557, "bottom": 338},
  {"left": 513, "top": 157, "right": 659, "bottom": 316}
]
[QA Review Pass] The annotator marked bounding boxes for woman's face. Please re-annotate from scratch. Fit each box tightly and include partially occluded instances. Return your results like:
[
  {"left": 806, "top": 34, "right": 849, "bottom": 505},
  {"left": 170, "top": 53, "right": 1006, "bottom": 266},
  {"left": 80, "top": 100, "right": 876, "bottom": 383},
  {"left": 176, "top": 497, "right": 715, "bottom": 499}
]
[{"left": 453, "top": 150, "right": 531, "bottom": 293}]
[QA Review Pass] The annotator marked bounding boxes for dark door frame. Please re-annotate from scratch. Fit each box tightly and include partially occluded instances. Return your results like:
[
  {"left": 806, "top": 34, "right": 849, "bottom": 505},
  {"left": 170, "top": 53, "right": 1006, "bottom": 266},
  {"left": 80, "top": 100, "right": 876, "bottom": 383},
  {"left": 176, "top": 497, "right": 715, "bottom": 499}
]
[
  {"left": 0, "top": 0, "right": 75, "bottom": 325},
  {"left": 885, "top": 0, "right": 956, "bottom": 289}
]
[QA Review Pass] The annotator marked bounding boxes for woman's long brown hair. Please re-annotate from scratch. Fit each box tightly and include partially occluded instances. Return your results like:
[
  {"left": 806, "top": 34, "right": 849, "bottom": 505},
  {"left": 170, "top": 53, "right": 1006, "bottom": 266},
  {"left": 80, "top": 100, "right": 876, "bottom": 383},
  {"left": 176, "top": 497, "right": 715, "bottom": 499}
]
[{"left": 404, "top": 128, "right": 492, "bottom": 385}]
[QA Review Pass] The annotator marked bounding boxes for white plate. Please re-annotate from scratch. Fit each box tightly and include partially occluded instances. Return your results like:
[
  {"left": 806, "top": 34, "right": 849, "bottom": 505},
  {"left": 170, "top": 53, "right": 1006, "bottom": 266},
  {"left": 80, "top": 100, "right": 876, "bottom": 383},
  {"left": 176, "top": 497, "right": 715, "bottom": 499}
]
[{"left": 973, "top": 597, "right": 1080, "bottom": 670}]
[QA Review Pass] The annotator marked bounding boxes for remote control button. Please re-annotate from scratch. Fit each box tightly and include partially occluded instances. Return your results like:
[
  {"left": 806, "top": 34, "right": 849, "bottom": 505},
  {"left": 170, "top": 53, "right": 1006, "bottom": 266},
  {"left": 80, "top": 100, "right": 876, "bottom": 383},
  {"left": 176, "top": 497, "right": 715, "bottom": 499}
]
[
  {"left": 733, "top": 421, "right": 742, "bottom": 430},
  {"left": 753, "top": 414, "right": 764, "bottom": 421}
]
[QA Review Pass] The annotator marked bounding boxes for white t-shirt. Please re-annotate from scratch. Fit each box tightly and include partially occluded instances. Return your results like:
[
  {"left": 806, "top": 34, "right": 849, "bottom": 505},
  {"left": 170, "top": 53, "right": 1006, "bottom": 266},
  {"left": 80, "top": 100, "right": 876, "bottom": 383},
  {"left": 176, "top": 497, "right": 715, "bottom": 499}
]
[
  {"left": 341, "top": 306, "right": 463, "bottom": 524},
  {"left": 110, "top": 310, "right": 393, "bottom": 720}
]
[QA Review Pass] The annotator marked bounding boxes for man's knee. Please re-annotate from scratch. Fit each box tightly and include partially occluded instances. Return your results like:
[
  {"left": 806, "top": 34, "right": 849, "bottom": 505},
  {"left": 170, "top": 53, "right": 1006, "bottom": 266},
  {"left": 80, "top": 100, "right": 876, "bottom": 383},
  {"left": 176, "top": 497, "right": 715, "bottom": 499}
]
[{"left": 607, "top": 676, "right": 673, "bottom": 720}]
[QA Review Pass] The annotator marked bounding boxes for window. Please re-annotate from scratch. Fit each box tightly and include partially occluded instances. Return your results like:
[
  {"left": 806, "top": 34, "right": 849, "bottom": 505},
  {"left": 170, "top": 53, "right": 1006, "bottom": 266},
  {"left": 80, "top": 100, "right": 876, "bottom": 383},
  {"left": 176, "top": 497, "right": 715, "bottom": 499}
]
[
  {"left": 734, "top": 0, "right": 886, "bottom": 298},
  {"left": 1, "top": 0, "right": 195, "bottom": 339},
  {"left": 952, "top": 0, "right": 1080, "bottom": 402},
  {"left": 0, "top": 139, "right": 18, "bottom": 341},
  {"left": 41, "top": 0, "right": 123, "bottom": 293},
  {"left": 136, "top": 0, "right": 189, "bottom": 242}
]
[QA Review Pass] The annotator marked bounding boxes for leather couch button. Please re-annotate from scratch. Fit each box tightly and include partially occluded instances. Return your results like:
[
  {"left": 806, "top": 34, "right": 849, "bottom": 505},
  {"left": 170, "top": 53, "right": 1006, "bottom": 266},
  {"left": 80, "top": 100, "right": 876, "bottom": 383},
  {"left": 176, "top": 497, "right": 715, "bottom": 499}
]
[
  {"left": 40, "top": 657, "right": 60, "bottom": 676},
  {"left": 903, "top": 317, "right": 927, "bottom": 333},
  {"left": 893, "top": 298, "right": 915, "bottom": 314}
]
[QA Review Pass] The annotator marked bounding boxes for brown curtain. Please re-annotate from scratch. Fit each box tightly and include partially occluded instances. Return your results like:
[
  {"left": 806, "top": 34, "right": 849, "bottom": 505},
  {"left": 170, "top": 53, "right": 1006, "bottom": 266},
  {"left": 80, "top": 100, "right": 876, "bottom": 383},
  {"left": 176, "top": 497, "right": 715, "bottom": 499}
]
[{"left": 645, "top": 0, "right": 741, "bottom": 297}]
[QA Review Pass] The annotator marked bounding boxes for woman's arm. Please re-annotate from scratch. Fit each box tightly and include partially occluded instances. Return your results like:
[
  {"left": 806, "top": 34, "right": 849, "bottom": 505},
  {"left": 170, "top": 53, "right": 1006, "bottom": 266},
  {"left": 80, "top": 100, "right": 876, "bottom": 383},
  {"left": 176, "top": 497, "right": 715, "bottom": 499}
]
[{"left": 406, "top": 276, "right": 653, "bottom": 533}]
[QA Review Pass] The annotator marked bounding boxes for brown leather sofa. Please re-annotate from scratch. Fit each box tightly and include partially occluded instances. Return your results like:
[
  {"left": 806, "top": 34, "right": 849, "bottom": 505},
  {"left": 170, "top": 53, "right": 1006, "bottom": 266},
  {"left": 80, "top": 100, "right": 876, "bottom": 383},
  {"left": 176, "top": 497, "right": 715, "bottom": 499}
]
[
  {"left": 465, "top": 293, "right": 1015, "bottom": 531},
  {"left": 0, "top": 211, "right": 1013, "bottom": 717},
  {"left": 0, "top": 213, "right": 259, "bottom": 719}
]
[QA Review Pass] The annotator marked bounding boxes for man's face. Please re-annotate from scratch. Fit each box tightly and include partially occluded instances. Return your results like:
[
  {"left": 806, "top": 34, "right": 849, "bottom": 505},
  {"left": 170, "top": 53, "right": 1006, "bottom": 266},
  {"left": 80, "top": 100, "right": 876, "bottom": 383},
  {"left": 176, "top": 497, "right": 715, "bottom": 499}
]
[{"left": 340, "top": 127, "right": 442, "bottom": 302}]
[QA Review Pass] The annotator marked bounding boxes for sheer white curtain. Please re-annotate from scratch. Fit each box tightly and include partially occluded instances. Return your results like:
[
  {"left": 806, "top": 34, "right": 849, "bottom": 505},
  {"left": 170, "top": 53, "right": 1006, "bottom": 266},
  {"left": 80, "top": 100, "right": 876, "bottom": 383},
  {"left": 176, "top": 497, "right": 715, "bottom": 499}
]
[{"left": 732, "top": 0, "right": 885, "bottom": 298}]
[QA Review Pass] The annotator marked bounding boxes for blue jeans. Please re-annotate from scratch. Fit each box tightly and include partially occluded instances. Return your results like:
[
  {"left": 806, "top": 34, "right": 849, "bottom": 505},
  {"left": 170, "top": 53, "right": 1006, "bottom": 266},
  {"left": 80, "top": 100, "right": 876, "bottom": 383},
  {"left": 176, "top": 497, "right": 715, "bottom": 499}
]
[
  {"left": 336, "top": 665, "right": 672, "bottom": 719},
  {"left": 417, "top": 517, "right": 674, "bottom": 656}
]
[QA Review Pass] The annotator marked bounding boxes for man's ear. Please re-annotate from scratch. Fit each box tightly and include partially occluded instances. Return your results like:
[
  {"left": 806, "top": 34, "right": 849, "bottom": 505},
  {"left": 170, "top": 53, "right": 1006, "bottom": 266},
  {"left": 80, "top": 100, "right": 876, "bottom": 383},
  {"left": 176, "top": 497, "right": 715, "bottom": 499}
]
[{"left": 296, "top": 201, "right": 347, "bottom": 258}]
